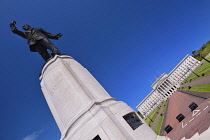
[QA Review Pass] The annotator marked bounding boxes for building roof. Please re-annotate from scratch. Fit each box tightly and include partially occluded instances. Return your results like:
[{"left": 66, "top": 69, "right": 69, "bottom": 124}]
[{"left": 151, "top": 73, "right": 168, "bottom": 89}]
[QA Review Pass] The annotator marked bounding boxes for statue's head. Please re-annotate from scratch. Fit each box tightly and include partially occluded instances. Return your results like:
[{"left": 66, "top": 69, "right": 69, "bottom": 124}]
[{"left": 22, "top": 24, "right": 31, "bottom": 31}]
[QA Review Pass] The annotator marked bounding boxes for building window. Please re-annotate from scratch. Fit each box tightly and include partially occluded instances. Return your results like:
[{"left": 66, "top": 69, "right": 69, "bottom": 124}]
[
  {"left": 123, "top": 113, "right": 143, "bottom": 130},
  {"left": 165, "top": 82, "right": 169, "bottom": 86},
  {"left": 92, "top": 135, "right": 101, "bottom": 140}
]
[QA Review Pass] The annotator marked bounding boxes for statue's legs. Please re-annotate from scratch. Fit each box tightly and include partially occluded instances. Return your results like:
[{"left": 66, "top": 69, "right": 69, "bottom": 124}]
[
  {"left": 39, "top": 38, "right": 60, "bottom": 55},
  {"left": 35, "top": 38, "right": 61, "bottom": 61},
  {"left": 35, "top": 45, "right": 51, "bottom": 61}
]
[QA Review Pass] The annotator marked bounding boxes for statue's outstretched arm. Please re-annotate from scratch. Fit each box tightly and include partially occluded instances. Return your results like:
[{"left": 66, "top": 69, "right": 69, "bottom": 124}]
[
  {"left": 10, "top": 21, "right": 26, "bottom": 39},
  {"left": 39, "top": 28, "right": 62, "bottom": 40}
]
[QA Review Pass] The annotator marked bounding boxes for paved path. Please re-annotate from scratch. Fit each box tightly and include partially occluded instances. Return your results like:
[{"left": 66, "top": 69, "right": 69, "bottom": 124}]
[
  {"left": 180, "top": 75, "right": 210, "bottom": 87},
  {"left": 151, "top": 103, "right": 165, "bottom": 131},
  {"left": 160, "top": 90, "right": 210, "bottom": 140},
  {"left": 178, "top": 90, "right": 210, "bottom": 99}
]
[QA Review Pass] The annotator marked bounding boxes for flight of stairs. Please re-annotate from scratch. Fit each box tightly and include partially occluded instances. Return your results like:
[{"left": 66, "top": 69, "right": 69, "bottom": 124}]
[
  {"left": 181, "top": 127, "right": 210, "bottom": 140},
  {"left": 155, "top": 135, "right": 171, "bottom": 140}
]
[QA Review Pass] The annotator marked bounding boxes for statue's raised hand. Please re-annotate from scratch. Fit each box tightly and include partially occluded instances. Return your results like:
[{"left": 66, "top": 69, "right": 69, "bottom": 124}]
[
  {"left": 56, "top": 33, "right": 62, "bottom": 38},
  {"left": 11, "top": 21, "right": 16, "bottom": 25}
]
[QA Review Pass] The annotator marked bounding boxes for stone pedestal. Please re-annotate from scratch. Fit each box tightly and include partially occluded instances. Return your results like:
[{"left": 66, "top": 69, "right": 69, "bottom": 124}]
[{"left": 40, "top": 55, "right": 157, "bottom": 140}]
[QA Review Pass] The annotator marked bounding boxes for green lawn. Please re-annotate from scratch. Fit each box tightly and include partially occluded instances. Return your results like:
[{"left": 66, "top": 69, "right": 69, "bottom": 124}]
[
  {"left": 144, "top": 102, "right": 163, "bottom": 126},
  {"left": 154, "top": 115, "right": 164, "bottom": 134},
  {"left": 154, "top": 101, "right": 168, "bottom": 134},
  {"left": 183, "top": 55, "right": 210, "bottom": 83},
  {"left": 179, "top": 86, "right": 189, "bottom": 90},
  {"left": 161, "top": 101, "right": 167, "bottom": 114},
  {"left": 179, "top": 83, "right": 210, "bottom": 92}
]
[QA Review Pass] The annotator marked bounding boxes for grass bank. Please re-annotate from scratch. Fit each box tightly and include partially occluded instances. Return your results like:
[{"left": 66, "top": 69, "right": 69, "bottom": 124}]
[
  {"left": 154, "top": 100, "right": 168, "bottom": 134},
  {"left": 179, "top": 83, "right": 210, "bottom": 92},
  {"left": 144, "top": 102, "right": 163, "bottom": 126},
  {"left": 183, "top": 55, "right": 210, "bottom": 83}
]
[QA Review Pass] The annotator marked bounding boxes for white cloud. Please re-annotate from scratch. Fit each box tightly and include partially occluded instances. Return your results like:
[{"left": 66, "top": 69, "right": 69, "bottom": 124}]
[{"left": 21, "top": 129, "right": 44, "bottom": 140}]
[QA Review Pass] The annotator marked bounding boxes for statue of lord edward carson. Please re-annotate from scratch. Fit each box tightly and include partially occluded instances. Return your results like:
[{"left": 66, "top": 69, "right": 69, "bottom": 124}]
[{"left": 10, "top": 21, "right": 62, "bottom": 61}]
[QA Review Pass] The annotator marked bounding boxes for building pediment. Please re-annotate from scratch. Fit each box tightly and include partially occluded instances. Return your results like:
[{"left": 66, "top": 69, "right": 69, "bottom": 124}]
[{"left": 151, "top": 73, "right": 168, "bottom": 89}]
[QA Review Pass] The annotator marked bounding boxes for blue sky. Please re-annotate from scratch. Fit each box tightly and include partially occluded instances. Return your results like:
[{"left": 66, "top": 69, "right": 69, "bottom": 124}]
[{"left": 1, "top": 0, "right": 210, "bottom": 140}]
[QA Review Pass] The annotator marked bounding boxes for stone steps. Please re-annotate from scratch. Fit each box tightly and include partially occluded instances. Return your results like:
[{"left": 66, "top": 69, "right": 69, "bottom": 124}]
[
  {"left": 155, "top": 135, "right": 171, "bottom": 140},
  {"left": 181, "top": 126, "right": 210, "bottom": 140}
]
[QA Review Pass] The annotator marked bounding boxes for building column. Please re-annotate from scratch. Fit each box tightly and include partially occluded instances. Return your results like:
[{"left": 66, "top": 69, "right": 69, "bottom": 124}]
[
  {"left": 159, "top": 86, "right": 167, "bottom": 98},
  {"left": 157, "top": 89, "right": 165, "bottom": 99}
]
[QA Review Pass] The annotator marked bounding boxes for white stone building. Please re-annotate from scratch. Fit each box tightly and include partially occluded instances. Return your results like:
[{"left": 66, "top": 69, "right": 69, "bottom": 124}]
[{"left": 136, "top": 54, "right": 201, "bottom": 118}]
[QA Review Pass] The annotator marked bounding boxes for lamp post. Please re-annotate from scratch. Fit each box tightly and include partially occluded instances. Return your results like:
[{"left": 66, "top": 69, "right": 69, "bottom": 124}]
[
  {"left": 143, "top": 112, "right": 153, "bottom": 123},
  {"left": 187, "top": 67, "right": 200, "bottom": 77},
  {"left": 144, "top": 98, "right": 162, "bottom": 124},
  {"left": 192, "top": 50, "right": 210, "bottom": 63}
]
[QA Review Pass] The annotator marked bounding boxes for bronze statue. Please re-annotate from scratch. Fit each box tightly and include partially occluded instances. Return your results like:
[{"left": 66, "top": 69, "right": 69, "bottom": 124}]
[{"left": 10, "top": 21, "right": 62, "bottom": 61}]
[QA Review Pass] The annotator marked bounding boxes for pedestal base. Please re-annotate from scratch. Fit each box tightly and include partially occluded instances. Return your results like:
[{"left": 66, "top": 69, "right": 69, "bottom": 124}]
[
  {"left": 40, "top": 55, "right": 157, "bottom": 140},
  {"left": 61, "top": 101, "right": 157, "bottom": 140}
]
